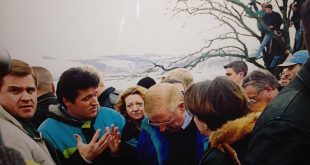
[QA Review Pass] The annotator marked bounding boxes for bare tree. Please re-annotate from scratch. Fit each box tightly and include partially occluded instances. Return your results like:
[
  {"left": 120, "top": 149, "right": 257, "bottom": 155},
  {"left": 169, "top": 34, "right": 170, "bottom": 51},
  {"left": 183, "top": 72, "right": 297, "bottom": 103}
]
[{"left": 147, "top": 0, "right": 292, "bottom": 72}]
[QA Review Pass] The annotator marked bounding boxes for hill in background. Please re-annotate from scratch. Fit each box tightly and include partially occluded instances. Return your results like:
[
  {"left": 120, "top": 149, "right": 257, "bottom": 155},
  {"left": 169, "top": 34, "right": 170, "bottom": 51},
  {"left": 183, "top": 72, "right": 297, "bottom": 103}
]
[{"left": 42, "top": 54, "right": 259, "bottom": 90}]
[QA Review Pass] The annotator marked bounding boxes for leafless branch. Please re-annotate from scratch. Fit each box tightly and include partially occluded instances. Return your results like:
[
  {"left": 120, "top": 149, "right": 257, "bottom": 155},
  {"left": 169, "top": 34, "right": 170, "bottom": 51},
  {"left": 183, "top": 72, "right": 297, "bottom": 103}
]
[{"left": 146, "top": 0, "right": 289, "bottom": 72}]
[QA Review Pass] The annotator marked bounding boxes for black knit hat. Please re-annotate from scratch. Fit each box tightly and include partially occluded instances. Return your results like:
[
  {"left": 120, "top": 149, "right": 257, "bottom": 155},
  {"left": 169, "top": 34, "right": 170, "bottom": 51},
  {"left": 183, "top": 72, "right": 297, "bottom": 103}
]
[
  {"left": 265, "top": 4, "right": 273, "bottom": 9},
  {"left": 137, "top": 76, "right": 156, "bottom": 89}
]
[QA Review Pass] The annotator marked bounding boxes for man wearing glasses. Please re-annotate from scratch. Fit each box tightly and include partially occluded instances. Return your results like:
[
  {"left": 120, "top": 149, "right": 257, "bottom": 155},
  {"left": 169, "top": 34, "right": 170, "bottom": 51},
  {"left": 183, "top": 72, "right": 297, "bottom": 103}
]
[
  {"left": 242, "top": 69, "right": 279, "bottom": 112},
  {"left": 137, "top": 83, "right": 208, "bottom": 165}
]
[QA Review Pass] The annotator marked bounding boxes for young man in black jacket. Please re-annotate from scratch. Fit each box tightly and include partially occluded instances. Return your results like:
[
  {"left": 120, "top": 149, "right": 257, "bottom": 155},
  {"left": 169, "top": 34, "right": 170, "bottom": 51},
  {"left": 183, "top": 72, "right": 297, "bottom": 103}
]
[{"left": 30, "top": 66, "right": 58, "bottom": 128}]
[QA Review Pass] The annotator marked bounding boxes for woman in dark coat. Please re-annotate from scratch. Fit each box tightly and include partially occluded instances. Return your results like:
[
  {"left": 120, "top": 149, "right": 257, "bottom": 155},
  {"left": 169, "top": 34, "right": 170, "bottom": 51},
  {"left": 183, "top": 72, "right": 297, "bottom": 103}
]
[
  {"left": 184, "top": 76, "right": 260, "bottom": 165},
  {"left": 114, "top": 86, "right": 147, "bottom": 165}
]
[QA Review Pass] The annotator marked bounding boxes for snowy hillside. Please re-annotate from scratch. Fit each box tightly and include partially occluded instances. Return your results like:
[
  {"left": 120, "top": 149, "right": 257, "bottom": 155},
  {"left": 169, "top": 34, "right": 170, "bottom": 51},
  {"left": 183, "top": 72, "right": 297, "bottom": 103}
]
[{"left": 37, "top": 54, "right": 259, "bottom": 90}]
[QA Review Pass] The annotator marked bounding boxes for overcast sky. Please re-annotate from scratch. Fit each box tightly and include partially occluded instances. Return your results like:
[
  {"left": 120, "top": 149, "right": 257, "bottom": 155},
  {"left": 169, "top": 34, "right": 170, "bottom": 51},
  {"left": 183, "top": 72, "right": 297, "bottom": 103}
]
[{"left": 0, "top": 0, "right": 221, "bottom": 65}]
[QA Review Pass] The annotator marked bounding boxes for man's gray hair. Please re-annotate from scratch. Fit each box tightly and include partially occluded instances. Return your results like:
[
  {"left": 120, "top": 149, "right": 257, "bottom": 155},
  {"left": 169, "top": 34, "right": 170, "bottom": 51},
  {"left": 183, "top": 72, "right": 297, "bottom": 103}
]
[{"left": 242, "top": 69, "right": 279, "bottom": 91}]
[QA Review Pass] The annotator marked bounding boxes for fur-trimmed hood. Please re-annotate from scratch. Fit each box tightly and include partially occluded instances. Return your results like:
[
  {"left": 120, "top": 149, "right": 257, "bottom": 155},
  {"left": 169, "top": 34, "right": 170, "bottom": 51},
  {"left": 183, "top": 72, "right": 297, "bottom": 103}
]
[{"left": 209, "top": 112, "right": 261, "bottom": 165}]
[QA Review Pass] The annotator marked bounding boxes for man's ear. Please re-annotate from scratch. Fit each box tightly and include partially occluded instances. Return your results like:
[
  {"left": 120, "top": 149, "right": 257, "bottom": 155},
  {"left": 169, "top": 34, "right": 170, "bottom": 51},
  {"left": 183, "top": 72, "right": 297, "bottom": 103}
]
[
  {"left": 178, "top": 101, "right": 186, "bottom": 113},
  {"left": 51, "top": 83, "right": 55, "bottom": 94},
  {"left": 62, "top": 97, "right": 71, "bottom": 107},
  {"left": 264, "top": 85, "right": 274, "bottom": 93},
  {"left": 238, "top": 72, "right": 245, "bottom": 78}
]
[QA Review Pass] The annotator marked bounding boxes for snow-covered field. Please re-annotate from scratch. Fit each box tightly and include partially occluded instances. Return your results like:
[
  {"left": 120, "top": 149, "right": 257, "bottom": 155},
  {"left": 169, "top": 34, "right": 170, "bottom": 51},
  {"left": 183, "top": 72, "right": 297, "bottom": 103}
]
[{"left": 30, "top": 54, "right": 260, "bottom": 91}]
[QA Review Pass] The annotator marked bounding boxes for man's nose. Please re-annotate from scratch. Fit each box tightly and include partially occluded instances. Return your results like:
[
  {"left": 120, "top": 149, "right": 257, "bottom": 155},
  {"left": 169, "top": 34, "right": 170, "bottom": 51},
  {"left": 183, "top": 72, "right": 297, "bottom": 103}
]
[
  {"left": 20, "top": 91, "right": 32, "bottom": 101},
  {"left": 91, "top": 96, "right": 99, "bottom": 106}
]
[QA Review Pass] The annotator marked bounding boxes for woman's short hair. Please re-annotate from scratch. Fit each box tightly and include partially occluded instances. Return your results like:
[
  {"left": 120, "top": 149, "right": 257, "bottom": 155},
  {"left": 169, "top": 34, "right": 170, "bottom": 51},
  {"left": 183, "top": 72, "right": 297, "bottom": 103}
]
[{"left": 184, "top": 76, "right": 249, "bottom": 130}]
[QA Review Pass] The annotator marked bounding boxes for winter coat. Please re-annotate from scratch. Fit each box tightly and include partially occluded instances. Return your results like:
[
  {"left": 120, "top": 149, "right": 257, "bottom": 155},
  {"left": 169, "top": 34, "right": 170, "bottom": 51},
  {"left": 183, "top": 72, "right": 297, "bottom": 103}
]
[
  {"left": 200, "top": 112, "right": 261, "bottom": 165},
  {"left": 137, "top": 118, "right": 208, "bottom": 165},
  {"left": 38, "top": 105, "right": 125, "bottom": 165},
  {"left": 262, "top": 11, "right": 283, "bottom": 31},
  {"left": 0, "top": 106, "right": 56, "bottom": 165},
  {"left": 30, "top": 92, "right": 58, "bottom": 128},
  {"left": 97, "top": 87, "right": 119, "bottom": 109},
  {"left": 118, "top": 120, "right": 141, "bottom": 165},
  {"left": 245, "top": 59, "right": 310, "bottom": 164}
]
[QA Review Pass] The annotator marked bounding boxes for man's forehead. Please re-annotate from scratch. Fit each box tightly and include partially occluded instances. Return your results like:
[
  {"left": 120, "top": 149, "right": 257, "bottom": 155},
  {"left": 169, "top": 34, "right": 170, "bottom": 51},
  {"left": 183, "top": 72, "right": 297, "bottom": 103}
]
[
  {"left": 245, "top": 85, "right": 258, "bottom": 93},
  {"left": 150, "top": 108, "right": 170, "bottom": 120},
  {"left": 2, "top": 74, "right": 36, "bottom": 86},
  {"left": 77, "top": 87, "right": 98, "bottom": 95},
  {"left": 226, "top": 68, "right": 235, "bottom": 72},
  {"left": 7, "top": 84, "right": 36, "bottom": 88}
]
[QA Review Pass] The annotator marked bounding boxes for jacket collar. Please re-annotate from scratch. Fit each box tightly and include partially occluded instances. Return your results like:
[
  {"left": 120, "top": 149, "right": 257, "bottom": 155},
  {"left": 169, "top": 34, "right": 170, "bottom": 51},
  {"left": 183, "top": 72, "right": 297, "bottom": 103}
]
[
  {"left": 208, "top": 112, "right": 261, "bottom": 165},
  {"left": 48, "top": 104, "right": 96, "bottom": 127},
  {"left": 0, "top": 105, "right": 30, "bottom": 135},
  {"left": 37, "top": 92, "right": 57, "bottom": 103},
  {"left": 210, "top": 112, "right": 261, "bottom": 148}
]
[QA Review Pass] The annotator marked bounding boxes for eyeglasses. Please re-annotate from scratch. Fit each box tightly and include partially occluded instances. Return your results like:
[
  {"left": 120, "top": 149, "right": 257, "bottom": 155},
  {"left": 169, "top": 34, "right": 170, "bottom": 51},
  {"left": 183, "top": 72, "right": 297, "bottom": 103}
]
[
  {"left": 147, "top": 111, "right": 178, "bottom": 126},
  {"left": 247, "top": 90, "right": 263, "bottom": 104},
  {"left": 248, "top": 98, "right": 258, "bottom": 104}
]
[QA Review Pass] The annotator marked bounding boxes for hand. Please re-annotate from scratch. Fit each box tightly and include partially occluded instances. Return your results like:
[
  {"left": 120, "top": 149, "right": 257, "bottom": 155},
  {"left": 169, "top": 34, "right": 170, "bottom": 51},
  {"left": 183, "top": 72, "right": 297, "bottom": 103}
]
[
  {"left": 75, "top": 129, "right": 111, "bottom": 162},
  {"left": 106, "top": 124, "right": 121, "bottom": 155}
]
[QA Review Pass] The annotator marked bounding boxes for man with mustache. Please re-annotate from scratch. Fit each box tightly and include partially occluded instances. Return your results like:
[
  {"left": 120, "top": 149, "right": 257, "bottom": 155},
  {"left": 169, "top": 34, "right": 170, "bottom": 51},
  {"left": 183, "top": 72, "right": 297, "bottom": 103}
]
[
  {"left": 38, "top": 67, "right": 125, "bottom": 164},
  {"left": 0, "top": 59, "right": 56, "bottom": 165}
]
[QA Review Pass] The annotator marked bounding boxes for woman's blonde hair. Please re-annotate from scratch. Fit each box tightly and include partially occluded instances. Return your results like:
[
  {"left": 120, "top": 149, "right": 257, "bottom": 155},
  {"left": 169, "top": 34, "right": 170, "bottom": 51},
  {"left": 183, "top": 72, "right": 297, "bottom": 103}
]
[{"left": 114, "top": 86, "right": 147, "bottom": 119}]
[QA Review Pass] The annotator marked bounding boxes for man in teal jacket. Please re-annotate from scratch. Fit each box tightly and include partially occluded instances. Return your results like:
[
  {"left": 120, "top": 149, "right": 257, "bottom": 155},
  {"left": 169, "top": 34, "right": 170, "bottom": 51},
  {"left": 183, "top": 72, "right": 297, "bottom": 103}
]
[{"left": 39, "top": 67, "right": 125, "bottom": 165}]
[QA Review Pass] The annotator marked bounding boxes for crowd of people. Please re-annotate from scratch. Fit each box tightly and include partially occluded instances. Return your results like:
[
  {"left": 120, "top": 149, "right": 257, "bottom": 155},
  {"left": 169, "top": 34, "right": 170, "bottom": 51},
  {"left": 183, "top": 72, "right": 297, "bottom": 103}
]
[{"left": 0, "top": 0, "right": 310, "bottom": 165}]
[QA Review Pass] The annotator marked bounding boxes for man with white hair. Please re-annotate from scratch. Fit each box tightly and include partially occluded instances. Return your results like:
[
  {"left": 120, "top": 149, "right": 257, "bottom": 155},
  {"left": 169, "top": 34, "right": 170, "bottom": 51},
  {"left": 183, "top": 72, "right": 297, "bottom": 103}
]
[{"left": 137, "top": 83, "right": 208, "bottom": 165}]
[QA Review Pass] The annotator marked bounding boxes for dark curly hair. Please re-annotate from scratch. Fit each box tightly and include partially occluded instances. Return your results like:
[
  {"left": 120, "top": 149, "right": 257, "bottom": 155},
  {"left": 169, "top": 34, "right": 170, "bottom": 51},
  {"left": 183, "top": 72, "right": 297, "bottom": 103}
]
[{"left": 56, "top": 67, "right": 99, "bottom": 107}]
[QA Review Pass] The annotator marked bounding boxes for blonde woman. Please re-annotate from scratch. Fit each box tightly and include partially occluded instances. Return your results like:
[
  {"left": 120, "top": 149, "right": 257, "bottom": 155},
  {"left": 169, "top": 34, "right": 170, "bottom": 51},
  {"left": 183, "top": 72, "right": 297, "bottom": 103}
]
[{"left": 114, "top": 86, "right": 147, "bottom": 164}]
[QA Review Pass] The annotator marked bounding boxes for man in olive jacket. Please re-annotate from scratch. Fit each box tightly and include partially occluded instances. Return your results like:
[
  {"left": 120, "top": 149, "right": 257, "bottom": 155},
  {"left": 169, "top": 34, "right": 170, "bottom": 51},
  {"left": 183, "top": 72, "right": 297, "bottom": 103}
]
[{"left": 245, "top": 1, "right": 310, "bottom": 164}]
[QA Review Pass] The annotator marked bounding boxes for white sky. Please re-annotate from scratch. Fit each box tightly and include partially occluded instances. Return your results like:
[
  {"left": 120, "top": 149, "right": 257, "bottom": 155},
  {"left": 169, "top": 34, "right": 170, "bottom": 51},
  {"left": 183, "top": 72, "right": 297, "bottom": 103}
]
[
  {"left": 0, "top": 0, "right": 220, "bottom": 64},
  {"left": 0, "top": 0, "right": 296, "bottom": 90}
]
